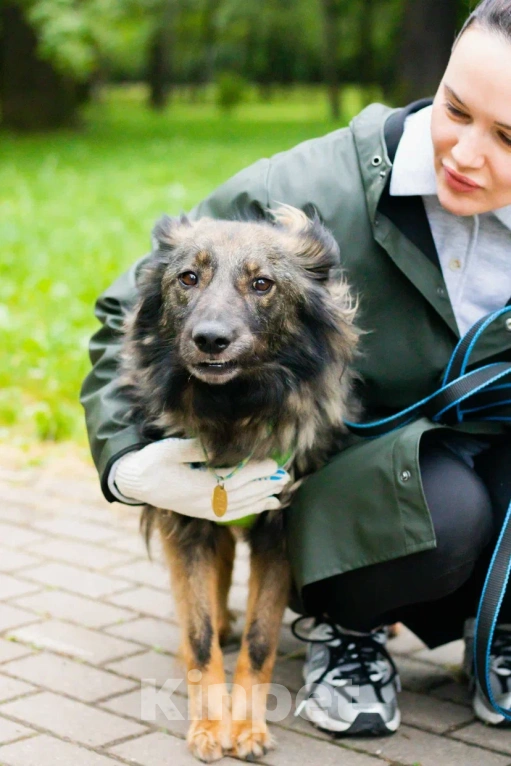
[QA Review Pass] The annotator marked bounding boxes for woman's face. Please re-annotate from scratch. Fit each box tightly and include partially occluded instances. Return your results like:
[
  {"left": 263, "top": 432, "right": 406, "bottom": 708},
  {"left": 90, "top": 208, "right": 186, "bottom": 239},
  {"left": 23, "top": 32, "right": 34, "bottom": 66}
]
[{"left": 431, "top": 26, "right": 511, "bottom": 216}]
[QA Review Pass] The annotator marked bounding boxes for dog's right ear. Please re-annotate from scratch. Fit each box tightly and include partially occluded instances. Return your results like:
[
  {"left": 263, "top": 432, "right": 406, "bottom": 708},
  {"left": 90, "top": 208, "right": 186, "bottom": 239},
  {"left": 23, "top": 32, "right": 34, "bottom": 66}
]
[
  {"left": 271, "top": 204, "right": 340, "bottom": 281},
  {"left": 151, "top": 214, "right": 191, "bottom": 252}
]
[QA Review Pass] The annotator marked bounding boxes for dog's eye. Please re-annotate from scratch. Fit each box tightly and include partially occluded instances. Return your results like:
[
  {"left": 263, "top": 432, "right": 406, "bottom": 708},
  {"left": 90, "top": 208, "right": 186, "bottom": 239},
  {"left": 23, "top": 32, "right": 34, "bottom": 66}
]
[
  {"left": 252, "top": 278, "right": 273, "bottom": 293},
  {"left": 179, "top": 271, "right": 198, "bottom": 287}
]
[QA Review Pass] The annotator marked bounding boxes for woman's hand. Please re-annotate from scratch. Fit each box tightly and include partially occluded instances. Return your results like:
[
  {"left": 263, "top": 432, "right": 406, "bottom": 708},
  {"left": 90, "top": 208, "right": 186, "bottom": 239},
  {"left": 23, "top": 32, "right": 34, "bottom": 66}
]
[{"left": 112, "top": 437, "right": 291, "bottom": 522}]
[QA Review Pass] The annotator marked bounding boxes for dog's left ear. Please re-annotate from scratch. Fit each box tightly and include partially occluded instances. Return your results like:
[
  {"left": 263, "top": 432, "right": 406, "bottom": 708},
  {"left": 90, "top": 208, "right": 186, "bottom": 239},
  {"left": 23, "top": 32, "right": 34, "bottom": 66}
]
[
  {"left": 271, "top": 204, "right": 340, "bottom": 280},
  {"left": 151, "top": 213, "right": 191, "bottom": 252}
]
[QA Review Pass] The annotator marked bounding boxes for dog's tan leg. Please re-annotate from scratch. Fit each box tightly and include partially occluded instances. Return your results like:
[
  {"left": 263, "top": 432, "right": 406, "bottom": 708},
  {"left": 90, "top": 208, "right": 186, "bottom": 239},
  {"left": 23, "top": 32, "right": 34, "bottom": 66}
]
[
  {"left": 216, "top": 527, "right": 236, "bottom": 646},
  {"left": 159, "top": 518, "right": 231, "bottom": 763},
  {"left": 230, "top": 525, "right": 291, "bottom": 760}
]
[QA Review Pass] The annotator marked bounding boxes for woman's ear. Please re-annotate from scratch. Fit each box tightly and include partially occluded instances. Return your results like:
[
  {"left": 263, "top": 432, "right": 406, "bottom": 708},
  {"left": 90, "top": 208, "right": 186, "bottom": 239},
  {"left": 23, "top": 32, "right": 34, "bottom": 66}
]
[
  {"left": 271, "top": 204, "right": 341, "bottom": 280},
  {"left": 151, "top": 213, "right": 191, "bottom": 252}
]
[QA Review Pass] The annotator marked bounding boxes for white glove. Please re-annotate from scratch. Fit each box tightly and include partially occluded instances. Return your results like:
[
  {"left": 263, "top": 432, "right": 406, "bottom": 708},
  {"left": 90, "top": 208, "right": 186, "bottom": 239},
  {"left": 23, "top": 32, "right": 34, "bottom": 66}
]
[{"left": 111, "top": 437, "right": 291, "bottom": 523}]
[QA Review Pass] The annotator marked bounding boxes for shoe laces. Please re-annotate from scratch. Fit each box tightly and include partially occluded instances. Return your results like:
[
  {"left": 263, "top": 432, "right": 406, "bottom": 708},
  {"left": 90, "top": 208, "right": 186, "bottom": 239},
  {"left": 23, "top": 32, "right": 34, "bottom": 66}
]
[
  {"left": 492, "top": 626, "right": 511, "bottom": 677},
  {"left": 291, "top": 616, "right": 399, "bottom": 704}
]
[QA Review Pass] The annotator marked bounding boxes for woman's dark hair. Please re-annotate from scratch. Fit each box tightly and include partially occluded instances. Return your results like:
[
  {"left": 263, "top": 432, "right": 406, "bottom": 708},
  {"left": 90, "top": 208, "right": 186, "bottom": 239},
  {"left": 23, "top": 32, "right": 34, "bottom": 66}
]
[{"left": 456, "top": 0, "right": 511, "bottom": 45}]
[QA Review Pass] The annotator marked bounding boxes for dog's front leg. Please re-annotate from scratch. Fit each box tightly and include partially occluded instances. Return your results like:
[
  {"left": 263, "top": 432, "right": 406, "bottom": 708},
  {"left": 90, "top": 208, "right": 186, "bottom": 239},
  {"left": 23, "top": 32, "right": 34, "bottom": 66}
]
[
  {"left": 230, "top": 521, "right": 291, "bottom": 760},
  {"left": 160, "top": 518, "right": 231, "bottom": 763}
]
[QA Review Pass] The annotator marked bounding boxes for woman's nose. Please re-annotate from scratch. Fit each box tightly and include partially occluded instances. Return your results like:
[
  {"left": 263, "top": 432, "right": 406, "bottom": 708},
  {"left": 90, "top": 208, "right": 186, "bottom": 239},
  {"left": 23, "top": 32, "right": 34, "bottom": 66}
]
[{"left": 451, "top": 129, "right": 485, "bottom": 170}]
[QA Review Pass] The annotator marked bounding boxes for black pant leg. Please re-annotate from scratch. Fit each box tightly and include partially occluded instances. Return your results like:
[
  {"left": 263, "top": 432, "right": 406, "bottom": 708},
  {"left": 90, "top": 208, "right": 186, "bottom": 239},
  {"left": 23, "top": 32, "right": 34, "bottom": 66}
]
[
  {"left": 472, "top": 438, "right": 511, "bottom": 618},
  {"left": 394, "top": 438, "right": 511, "bottom": 645},
  {"left": 302, "top": 432, "right": 495, "bottom": 644},
  {"left": 473, "top": 438, "right": 511, "bottom": 524}
]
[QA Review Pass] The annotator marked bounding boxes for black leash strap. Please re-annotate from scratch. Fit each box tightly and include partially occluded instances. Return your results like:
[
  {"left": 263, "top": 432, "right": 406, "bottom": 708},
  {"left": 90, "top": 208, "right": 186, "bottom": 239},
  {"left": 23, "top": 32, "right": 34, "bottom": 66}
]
[
  {"left": 474, "top": 500, "right": 511, "bottom": 721},
  {"left": 345, "top": 307, "right": 511, "bottom": 718}
]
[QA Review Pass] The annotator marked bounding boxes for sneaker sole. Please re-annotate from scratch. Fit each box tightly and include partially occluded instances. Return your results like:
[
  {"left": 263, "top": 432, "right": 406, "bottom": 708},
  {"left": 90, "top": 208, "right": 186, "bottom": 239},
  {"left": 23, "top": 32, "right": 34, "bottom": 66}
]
[
  {"left": 473, "top": 692, "right": 511, "bottom": 727},
  {"left": 303, "top": 697, "right": 401, "bottom": 736}
]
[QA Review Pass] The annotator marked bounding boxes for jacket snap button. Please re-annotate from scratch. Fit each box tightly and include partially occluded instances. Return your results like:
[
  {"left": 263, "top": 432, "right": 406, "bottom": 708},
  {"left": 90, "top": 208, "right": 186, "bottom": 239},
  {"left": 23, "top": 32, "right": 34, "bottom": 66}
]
[
  {"left": 436, "top": 287, "right": 446, "bottom": 297},
  {"left": 506, "top": 318, "right": 511, "bottom": 332},
  {"left": 400, "top": 470, "right": 411, "bottom": 482},
  {"left": 371, "top": 155, "right": 383, "bottom": 167}
]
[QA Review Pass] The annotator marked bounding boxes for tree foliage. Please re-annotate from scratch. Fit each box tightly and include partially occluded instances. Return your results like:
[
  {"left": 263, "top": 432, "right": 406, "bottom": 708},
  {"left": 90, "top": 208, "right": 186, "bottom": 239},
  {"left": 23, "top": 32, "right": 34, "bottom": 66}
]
[
  {"left": 12, "top": 0, "right": 456, "bottom": 87},
  {"left": 1, "top": 0, "right": 463, "bottom": 128},
  {"left": 16, "top": 0, "right": 157, "bottom": 79}
]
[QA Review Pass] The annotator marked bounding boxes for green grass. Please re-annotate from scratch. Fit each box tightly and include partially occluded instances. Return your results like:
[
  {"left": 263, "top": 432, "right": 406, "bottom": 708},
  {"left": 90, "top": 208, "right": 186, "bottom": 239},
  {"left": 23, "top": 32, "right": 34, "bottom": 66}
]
[{"left": 0, "top": 84, "right": 375, "bottom": 447}]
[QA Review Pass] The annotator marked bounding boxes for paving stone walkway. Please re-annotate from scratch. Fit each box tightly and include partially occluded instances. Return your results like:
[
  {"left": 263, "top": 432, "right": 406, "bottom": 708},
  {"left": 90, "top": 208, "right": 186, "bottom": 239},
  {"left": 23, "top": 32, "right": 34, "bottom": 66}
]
[{"left": 0, "top": 457, "right": 509, "bottom": 766}]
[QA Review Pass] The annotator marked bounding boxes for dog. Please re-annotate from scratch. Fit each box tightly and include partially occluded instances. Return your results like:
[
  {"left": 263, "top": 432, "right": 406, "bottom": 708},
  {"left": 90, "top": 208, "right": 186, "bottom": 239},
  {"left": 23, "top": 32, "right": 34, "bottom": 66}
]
[{"left": 120, "top": 205, "right": 360, "bottom": 762}]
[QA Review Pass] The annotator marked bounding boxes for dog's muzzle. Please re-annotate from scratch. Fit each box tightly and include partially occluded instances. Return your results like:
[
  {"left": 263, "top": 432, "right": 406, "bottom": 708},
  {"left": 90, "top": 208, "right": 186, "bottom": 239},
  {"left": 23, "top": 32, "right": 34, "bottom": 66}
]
[{"left": 186, "top": 320, "right": 246, "bottom": 383}]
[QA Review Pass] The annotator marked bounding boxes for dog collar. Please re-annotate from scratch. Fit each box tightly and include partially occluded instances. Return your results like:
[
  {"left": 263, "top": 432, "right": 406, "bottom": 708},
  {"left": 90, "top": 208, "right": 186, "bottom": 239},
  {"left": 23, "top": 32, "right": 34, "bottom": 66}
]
[{"left": 215, "top": 446, "right": 294, "bottom": 528}]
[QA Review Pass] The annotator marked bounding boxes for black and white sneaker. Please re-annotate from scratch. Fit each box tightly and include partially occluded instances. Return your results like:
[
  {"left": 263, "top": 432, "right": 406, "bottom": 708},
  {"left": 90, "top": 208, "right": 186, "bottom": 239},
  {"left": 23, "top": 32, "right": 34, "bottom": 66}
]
[
  {"left": 464, "top": 617, "right": 511, "bottom": 726},
  {"left": 291, "top": 617, "right": 401, "bottom": 736}
]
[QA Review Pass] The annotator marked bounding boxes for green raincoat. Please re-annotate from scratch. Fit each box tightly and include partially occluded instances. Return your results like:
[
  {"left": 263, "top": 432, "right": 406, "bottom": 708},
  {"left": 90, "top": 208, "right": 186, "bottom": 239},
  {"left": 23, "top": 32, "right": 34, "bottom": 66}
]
[{"left": 80, "top": 100, "right": 511, "bottom": 615}]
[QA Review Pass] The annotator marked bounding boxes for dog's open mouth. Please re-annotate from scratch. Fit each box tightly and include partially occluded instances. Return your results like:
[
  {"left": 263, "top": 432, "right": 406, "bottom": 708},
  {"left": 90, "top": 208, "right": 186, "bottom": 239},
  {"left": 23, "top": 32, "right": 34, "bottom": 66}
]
[
  {"left": 196, "top": 361, "right": 237, "bottom": 372},
  {"left": 191, "top": 360, "right": 240, "bottom": 383}
]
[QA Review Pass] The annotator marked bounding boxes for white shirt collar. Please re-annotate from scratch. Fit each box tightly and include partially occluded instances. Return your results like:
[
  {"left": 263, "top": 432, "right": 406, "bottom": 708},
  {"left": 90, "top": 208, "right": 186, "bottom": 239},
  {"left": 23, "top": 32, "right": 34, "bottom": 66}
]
[
  {"left": 495, "top": 204, "right": 511, "bottom": 229},
  {"left": 389, "top": 104, "right": 511, "bottom": 230},
  {"left": 389, "top": 105, "right": 437, "bottom": 197}
]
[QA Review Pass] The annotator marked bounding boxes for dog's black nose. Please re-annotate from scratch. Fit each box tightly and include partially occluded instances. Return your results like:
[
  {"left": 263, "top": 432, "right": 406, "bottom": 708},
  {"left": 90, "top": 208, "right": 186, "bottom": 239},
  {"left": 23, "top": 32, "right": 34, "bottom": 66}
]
[{"left": 192, "top": 322, "right": 233, "bottom": 354}]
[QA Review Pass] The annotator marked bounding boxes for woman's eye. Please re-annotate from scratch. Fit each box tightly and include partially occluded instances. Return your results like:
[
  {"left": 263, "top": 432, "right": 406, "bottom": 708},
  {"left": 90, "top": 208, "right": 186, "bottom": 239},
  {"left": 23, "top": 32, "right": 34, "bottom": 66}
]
[
  {"left": 252, "top": 278, "right": 273, "bottom": 293},
  {"left": 446, "top": 103, "right": 468, "bottom": 120},
  {"left": 179, "top": 271, "right": 198, "bottom": 287},
  {"left": 498, "top": 132, "right": 511, "bottom": 148}
]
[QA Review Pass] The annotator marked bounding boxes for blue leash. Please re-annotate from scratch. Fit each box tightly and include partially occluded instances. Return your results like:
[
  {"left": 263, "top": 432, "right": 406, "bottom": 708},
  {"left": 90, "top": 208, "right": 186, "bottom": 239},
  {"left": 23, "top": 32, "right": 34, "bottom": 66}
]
[{"left": 345, "top": 306, "right": 511, "bottom": 719}]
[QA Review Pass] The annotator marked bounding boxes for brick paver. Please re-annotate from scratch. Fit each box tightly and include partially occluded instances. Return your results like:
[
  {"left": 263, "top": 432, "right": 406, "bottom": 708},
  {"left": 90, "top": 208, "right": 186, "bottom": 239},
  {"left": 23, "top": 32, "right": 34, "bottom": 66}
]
[
  {"left": 104, "top": 616, "right": 182, "bottom": 651},
  {"left": 105, "top": 649, "right": 182, "bottom": 685},
  {"left": 7, "top": 620, "right": 141, "bottom": 664},
  {"left": 0, "top": 716, "right": 35, "bottom": 744},
  {"left": 106, "top": 585, "right": 176, "bottom": 619},
  {"left": 0, "top": 674, "right": 35, "bottom": 703},
  {"left": 0, "top": 639, "right": 32, "bottom": 665},
  {"left": 0, "top": 604, "right": 38, "bottom": 633},
  {"left": 26, "top": 537, "right": 131, "bottom": 569},
  {"left": 0, "top": 575, "right": 38, "bottom": 601},
  {"left": 110, "top": 731, "right": 241, "bottom": 766},
  {"left": 0, "top": 734, "right": 121, "bottom": 766},
  {"left": 20, "top": 562, "right": 130, "bottom": 598},
  {"left": 13, "top": 590, "right": 134, "bottom": 629},
  {"left": 0, "top": 459, "right": 509, "bottom": 765},
  {"left": 1, "top": 691, "right": 147, "bottom": 746},
  {"left": 0, "top": 547, "right": 41, "bottom": 572},
  {"left": 3, "top": 653, "right": 135, "bottom": 702}
]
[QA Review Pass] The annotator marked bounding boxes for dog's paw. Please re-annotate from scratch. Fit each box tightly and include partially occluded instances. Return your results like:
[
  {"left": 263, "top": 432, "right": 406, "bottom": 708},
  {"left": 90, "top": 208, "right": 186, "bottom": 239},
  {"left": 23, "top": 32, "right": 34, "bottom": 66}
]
[
  {"left": 230, "top": 721, "right": 274, "bottom": 761},
  {"left": 187, "top": 719, "right": 232, "bottom": 763}
]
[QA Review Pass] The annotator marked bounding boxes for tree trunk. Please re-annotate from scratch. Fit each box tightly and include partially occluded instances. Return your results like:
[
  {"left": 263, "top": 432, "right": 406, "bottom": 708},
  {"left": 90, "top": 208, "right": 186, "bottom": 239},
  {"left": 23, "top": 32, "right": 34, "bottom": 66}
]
[
  {"left": 394, "top": 0, "right": 459, "bottom": 105},
  {"left": 201, "top": 0, "right": 222, "bottom": 85},
  {"left": 147, "top": 1, "right": 175, "bottom": 111},
  {"left": 321, "top": 0, "right": 341, "bottom": 121},
  {"left": 147, "top": 29, "right": 170, "bottom": 110},
  {"left": 358, "top": 0, "right": 375, "bottom": 85},
  {"left": 0, "top": 3, "right": 81, "bottom": 131}
]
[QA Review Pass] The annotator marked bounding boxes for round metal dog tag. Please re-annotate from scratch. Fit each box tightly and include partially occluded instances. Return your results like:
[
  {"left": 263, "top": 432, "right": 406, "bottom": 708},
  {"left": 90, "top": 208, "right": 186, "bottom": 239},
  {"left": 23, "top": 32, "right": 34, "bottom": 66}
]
[{"left": 212, "top": 484, "right": 228, "bottom": 517}]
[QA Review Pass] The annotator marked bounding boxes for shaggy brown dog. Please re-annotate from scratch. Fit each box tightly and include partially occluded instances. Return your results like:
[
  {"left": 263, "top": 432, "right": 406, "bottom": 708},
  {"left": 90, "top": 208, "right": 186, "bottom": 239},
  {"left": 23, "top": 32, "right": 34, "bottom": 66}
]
[{"left": 121, "top": 206, "right": 360, "bottom": 762}]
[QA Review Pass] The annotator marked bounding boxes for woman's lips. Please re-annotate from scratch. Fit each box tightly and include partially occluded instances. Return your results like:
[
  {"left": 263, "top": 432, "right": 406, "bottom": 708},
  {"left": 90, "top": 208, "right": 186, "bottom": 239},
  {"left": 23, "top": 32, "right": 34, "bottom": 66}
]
[{"left": 443, "top": 165, "right": 482, "bottom": 193}]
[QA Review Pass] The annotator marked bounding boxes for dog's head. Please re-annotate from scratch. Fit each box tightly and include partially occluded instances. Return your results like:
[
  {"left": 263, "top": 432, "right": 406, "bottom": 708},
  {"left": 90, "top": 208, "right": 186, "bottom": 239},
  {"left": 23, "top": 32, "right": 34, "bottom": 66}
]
[
  {"left": 124, "top": 206, "right": 358, "bottom": 441},
  {"left": 131, "top": 205, "right": 353, "bottom": 385}
]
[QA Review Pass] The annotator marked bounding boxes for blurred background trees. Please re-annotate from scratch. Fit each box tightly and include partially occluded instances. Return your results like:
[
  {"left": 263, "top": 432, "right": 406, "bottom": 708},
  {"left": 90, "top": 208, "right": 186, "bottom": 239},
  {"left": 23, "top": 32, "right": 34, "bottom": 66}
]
[
  {"left": 0, "top": 0, "right": 470, "bottom": 130},
  {"left": 0, "top": 0, "right": 476, "bottom": 447}
]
